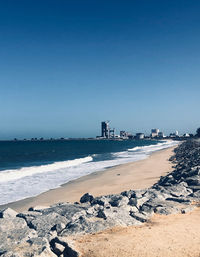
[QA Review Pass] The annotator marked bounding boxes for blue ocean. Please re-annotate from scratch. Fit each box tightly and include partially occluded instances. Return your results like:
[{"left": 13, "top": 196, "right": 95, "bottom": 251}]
[{"left": 0, "top": 139, "right": 177, "bottom": 205}]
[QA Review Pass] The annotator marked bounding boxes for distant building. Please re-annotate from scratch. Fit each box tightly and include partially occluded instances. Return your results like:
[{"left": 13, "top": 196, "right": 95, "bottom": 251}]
[
  {"left": 151, "top": 129, "right": 159, "bottom": 138},
  {"left": 101, "top": 121, "right": 110, "bottom": 138},
  {"left": 100, "top": 121, "right": 116, "bottom": 139},
  {"left": 183, "top": 133, "right": 190, "bottom": 137},
  {"left": 127, "top": 134, "right": 134, "bottom": 139},
  {"left": 109, "top": 128, "right": 116, "bottom": 138},
  {"left": 120, "top": 131, "right": 129, "bottom": 139},
  {"left": 136, "top": 133, "right": 145, "bottom": 139},
  {"left": 170, "top": 131, "right": 179, "bottom": 138},
  {"left": 158, "top": 132, "right": 165, "bottom": 138}
]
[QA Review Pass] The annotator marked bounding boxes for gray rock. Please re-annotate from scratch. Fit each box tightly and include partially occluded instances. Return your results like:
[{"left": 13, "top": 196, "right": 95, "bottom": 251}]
[
  {"left": 0, "top": 218, "right": 38, "bottom": 255},
  {"left": 80, "top": 193, "right": 94, "bottom": 203},
  {"left": 27, "top": 212, "right": 68, "bottom": 237},
  {"left": 96, "top": 209, "right": 107, "bottom": 219},
  {"left": 185, "top": 176, "right": 200, "bottom": 186},
  {"left": 109, "top": 195, "right": 123, "bottom": 207},
  {"left": 60, "top": 216, "right": 108, "bottom": 236},
  {"left": 50, "top": 237, "right": 80, "bottom": 257},
  {"left": 129, "top": 212, "right": 148, "bottom": 223},
  {"left": 165, "top": 197, "right": 191, "bottom": 204},
  {"left": 0, "top": 208, "right": 18, "bottom": 219},
  {"left": 40, "top": 203, "right": 87, "bottom": 220},
  {"left": 164, "top": 182, "right": 192, "bottom": 197}
]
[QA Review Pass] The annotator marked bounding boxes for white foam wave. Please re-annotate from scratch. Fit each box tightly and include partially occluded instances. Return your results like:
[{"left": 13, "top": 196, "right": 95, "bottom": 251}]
[
  {"left": 0, "top": 156, "right": 93, "bottom": 183},
  {"left": 128, "top": 140, "right": 178, "bottom": 153}
]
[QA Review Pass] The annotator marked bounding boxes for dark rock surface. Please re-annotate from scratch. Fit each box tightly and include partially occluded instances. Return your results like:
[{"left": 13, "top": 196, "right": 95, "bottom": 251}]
[{"left": 1, "top": 139, "right": 200, "bottom": 256}]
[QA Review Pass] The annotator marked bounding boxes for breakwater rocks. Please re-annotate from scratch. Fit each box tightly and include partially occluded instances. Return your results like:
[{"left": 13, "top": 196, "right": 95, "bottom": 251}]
[{"left": 1, "top": 140, "right": 200, "bottom": 256}]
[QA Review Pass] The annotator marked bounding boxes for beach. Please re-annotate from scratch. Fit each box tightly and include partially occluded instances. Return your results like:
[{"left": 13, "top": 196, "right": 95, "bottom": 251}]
[
  {"left": 75, "top": 207, "right": 200, "bottom": 257},
  {"left": 1, "top": 140, "right": 200, "bottom": 257},
  {"left": 3, "top": 146, "right": 175, "bottom": 212}
]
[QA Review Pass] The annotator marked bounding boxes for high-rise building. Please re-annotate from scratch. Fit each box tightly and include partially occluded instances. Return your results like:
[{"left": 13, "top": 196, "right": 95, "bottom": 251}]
[{"left": 101, "top": 121, "right": 110, "bottom": 138}]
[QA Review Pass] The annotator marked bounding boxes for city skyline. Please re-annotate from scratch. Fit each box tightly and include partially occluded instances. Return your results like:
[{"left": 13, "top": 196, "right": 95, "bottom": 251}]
[
  {"left": 2, "top": 120, "right": 194, "bottom": 140},
  {"left": 0, "top": 1, "right": 200, "bottom": 139}
]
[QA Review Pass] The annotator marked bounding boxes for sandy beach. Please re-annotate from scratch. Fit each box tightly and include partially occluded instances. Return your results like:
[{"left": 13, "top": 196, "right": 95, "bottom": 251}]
[
  {"left": 2, "top": 146, "right": 175, "bottom": 212},
  {"left": 75, "top": 206, "right": 200, "bottom": 257},
  {"left": 2, "top": 143, "right": 200, "bottom": 257}
]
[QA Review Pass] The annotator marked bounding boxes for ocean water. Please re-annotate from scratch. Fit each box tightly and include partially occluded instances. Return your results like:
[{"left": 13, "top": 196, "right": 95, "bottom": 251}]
[{"left": 0, "top": 139, "right": 178, "bottom": 205}]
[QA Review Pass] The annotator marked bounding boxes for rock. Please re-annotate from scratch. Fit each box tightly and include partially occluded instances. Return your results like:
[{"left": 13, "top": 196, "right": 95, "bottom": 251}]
[
  {"left": 80, "top": 193, "right": 94, "bottom": 203},
  {"left": 0, "top": 218, "right": 38, "bottom": 256},
  {"left": 50, "top": 237, "right": 80, "bottom": 257},
  {"left": 28, "top": 206, "right": 49, "bottom": 212},
  {"left": 0, "top": 208, "right": 18, "bottom": 219},
  {"left": 1, "top": 252, "right": 20, "bottom": 257},
  {"left": 185, "top": 176, "right": 200, "bottom": 186},
  {"left": 189, "top": 185, "right": 200, "bottom": 192},
  {"left": 17, "top": 211, "right": 42, "bottom": 224},
  {"left": 165, "top": 197, "right": 191, "bottom": 204},
  {"left": 51, "top": 222, "right": 66, "bottom": 233},
  {"left": 27, "top": 212, "right": 68, "bottom": 237},
  {"left": 129, "top": 212, "right": 148, "bottom": 223},
  {"left": 97, "top": 209, "right": 107, "bottom": 219},
  {"left": 192, "top": 190, "right": 200, "bottom": 198},
  {"left": 121, "top": 190, "right": 136, "bottom": 198},
  {"left": 109, "top": 195, "right": 123, "bottom": 207},
  {"left": 60, "top": 216, "right": 108, "bottom": 236},
  {"left": 91, "top": 197, "right": 105, "bottom": 206},
  {"left": 39, "top": 203, "right": 87, "bottom": 220},
  {"left": 164, "top": 182, "right": 192, "bottom": 197},
  {"left": 128, "top": 198, "right": 137, "bottom": 207}
]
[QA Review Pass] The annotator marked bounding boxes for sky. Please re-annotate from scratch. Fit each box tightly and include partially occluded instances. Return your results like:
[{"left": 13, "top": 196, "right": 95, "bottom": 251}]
[{"left": 0, "top": 0, "right": 200, "bottom": 139}]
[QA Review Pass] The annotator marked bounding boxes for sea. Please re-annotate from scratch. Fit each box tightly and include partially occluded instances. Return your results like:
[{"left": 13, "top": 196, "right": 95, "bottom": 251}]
[{"left": 0, "top": 139, "right": 178, "bottom": 205}]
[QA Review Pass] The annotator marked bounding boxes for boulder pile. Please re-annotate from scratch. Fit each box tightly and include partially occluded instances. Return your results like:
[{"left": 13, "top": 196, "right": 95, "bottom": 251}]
[{"left": 1, "top": 140, "right": 200, "bottom": 256}]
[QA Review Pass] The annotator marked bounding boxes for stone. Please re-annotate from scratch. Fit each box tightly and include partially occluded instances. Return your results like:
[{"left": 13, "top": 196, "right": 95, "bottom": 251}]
[
  {"left": 96, "top": 209, "right": 107, "bottom": 219},
  {"left": 50, "top": 237, "right": 80, "bottom": 257},
  {"left": 40, "top": 203, "right": 87, "bottom": 220},
  {"left": 0, "top": 208, "right": 18, "bottom": 219},
  {"left": 27, "top": 212, "right": 68, "bottom": 237},
  {"left": 165, "top": 197, "right": 191, "bottom": 204},
  {"left": 80, "top": 193, "right": 94, "bottom": 203},
  {"left": 129, "top": 212, "right": 148, "bottom": 223},
  {"left": 0, "top": 218, "right": 38, "bottom": 256}
]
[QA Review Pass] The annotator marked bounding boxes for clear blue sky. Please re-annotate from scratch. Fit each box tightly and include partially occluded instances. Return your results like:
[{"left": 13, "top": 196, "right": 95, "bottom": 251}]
[{"left": 0, "top": 0, "right": 200, "bottom": 139}]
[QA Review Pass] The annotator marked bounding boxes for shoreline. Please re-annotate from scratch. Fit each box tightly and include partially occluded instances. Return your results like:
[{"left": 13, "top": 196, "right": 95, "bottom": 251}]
[{"left": 1, "top": 146, "right": 176, "bottom": 212}]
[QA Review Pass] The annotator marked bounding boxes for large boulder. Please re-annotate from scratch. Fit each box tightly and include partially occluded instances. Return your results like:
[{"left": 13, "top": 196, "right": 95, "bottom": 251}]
[
  {"left": 0, "top": 208, "right": 18, "bottom": 219},
  {"left": 80, "top": 193, "right": 94, "bottom": 203}
]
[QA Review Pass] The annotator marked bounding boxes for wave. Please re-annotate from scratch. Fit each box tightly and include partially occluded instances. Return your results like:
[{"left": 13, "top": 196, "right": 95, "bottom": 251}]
[
  {"left": 0, "top": 156, "right": 93, "bottom": 183},
  {"left": 0, "top": 140, "right": 179, "bottom": 205},
  {"left": 128, "top": 140, "right": 178, "bottom": 153}
]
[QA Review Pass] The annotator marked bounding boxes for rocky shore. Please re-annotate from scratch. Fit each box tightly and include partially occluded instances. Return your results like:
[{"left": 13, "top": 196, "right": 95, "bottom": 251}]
[{"left": 1, "top": 140, "right": 200, "bottom": 257}]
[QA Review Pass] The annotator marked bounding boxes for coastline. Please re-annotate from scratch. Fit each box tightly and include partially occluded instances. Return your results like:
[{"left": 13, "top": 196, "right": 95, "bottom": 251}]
[{"left": 1, "top": 146, "right": 176, "bottom": 212}]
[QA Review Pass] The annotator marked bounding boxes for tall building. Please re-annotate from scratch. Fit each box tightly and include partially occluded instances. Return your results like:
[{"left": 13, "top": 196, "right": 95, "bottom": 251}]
[{"left": 101, "top": 121, "right": 110, "bottom": 138}]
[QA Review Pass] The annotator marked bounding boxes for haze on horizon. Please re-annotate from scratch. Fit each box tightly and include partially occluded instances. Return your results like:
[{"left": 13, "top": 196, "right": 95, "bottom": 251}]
[{"left": 0, "top": 0, "right": 200, "bottom": 139}]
